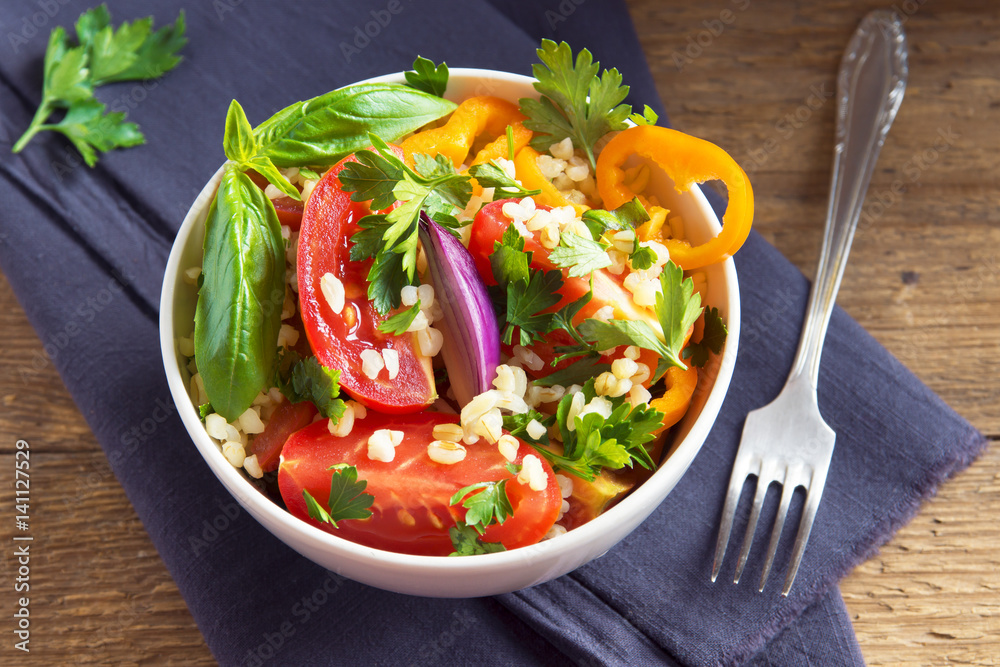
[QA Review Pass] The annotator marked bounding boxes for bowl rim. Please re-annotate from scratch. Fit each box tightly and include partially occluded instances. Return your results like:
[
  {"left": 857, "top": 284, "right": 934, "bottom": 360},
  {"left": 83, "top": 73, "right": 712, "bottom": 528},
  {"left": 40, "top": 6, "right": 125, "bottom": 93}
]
[{"left": 159, "top": 68, "right": 741, "bottom": 581}]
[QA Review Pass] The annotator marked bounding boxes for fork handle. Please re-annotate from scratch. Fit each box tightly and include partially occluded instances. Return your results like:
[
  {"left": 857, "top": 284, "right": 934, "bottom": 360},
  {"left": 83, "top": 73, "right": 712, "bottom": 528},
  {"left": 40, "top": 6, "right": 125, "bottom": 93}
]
[{"left": 788, "top": 10, "right": 908, "bottom": 387}]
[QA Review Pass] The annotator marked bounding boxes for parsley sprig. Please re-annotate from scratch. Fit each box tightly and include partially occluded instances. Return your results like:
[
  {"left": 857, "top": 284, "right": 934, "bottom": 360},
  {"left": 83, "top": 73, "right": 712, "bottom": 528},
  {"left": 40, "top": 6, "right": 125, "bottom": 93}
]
[
  {"left": 531, "top": 379, "right": 664, "bottom": 482},
  {"left": 377, "top": 300, "right": 422, "bottom": 335},
  {"left": 489, "top": 225, "right": 562, "bottom": 345},
  {"left": 548, "top": 197, "right": 661, "bottom": 280},
  {"left": 404, "top": 56, "right": 449, "bottom": 98},
  {"left": 12, "top": 5, "right": 186, "bottom": 166},
  {"left": 489, "top": 226, "right": 600, "bottom": 355},
  {"left": 468, "top": 160, "right": 542, "bottom": 199},
  {"left": 549, "top": 231, "right": 612, "bottom": 277},
  {"left": 520, "top": 40, "right": 631, "bottom": 170},
  {"left": 303, "top": 464, "right": 375, "bottom": 528},
  {"left": 449, "top": 465, "right": 519, "bottom": 535},
  {"left": 486, "top": 201, "right": 703, "bottom": 378},
  {"left": 339, "top": 135, "right": 472, "bottom": 314},
  {"left": 277, "top": 354, "right": 348, "bottom": 422},
  {"left": 570, "top": 261, "right": 703, "bottom": 380},
  {"left": 580, "top": 197, "right": 650, "bottom": 235},
  {"left": 683, "top": 306, "right": 728, "bottom": 367},
  {"left": 448, "top": 523, "right": 506, "bottom": 556}
]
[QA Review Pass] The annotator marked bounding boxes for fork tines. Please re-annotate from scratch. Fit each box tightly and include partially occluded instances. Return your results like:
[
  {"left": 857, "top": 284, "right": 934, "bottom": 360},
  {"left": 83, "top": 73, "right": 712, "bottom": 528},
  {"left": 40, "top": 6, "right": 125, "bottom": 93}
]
[{"left": 710, "top": 382, "right": 836, "bottom": 596}]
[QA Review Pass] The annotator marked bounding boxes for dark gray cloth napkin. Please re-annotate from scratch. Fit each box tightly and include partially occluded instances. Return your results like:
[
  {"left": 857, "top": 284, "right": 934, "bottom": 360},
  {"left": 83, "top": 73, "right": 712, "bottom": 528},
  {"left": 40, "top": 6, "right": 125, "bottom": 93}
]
[{"left": 0, "top": 1, "right": 986, "bottom": 665}]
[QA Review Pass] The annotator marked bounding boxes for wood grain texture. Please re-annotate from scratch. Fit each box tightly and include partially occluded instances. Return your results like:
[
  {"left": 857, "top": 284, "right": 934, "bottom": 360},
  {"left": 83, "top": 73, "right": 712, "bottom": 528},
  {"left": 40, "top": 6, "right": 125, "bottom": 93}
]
[
  {"left": 625, "top": 0, "right": 1000, "bottom": 664},
  {"left": 0, "top": 1, "right": 997, "bottom": 664}
]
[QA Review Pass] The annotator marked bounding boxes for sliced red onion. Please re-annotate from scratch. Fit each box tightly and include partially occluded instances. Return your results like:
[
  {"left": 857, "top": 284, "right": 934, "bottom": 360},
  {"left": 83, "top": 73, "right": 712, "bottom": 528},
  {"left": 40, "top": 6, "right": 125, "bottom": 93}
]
[{"left": 419, "top": 212, "right": 500, "bottom": 407}]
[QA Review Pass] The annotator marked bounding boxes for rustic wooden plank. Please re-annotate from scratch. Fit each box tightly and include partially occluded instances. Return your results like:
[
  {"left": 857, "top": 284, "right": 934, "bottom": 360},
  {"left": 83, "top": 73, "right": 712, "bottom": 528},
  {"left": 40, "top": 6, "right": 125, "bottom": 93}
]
[
  {"left": 0, "top": 447, "right": 214, "bottom": 666},
  {"left": 0, "top": 279, "right": 100, "bottom": 455},
  {"left": 839, "top": 444, "right": 1000, "bottom": 666},
  {"left": 626, "top": 1, "right": 1000, "bottom": 664}
]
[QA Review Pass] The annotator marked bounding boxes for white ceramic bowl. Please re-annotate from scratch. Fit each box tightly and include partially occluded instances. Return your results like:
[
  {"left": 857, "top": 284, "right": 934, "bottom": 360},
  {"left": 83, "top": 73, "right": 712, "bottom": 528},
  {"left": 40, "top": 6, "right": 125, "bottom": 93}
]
[{"left": 160, "top": 69, "right": 740, "bottom": 598}]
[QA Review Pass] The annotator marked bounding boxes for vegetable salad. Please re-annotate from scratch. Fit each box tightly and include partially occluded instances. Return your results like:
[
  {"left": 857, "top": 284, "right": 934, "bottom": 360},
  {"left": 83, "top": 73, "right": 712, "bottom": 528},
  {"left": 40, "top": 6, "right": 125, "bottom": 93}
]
[{"left": 182, "top": 42, "right": 753, "bottom": 556}]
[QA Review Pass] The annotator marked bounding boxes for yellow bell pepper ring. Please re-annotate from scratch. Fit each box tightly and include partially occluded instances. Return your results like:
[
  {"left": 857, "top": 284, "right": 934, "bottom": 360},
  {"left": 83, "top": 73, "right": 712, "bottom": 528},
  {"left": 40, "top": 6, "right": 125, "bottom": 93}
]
[
  {"left": 650, "top": 364, "right": 699, "bottom": 432},
  {"left": 513, "top": 146, "right": 588, "bottom": 215},
  {"left": 596, "top": 125, "right": 754, "bottom": 270}
]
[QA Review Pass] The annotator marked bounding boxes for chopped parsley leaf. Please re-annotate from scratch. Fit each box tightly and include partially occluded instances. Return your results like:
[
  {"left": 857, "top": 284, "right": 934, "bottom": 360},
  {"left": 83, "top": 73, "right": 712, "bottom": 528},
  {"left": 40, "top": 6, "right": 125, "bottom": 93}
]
[
  {"left": 528, "top": 379, "right": 664, "bottom": 482},
  {"left": 377, "top": 299, "right": 422, "bottom": 336},
  {"left": 683, "top": 306, "right": 728, "bottom": 367},
  {"left": 468, "top": 160, "right": 542, "bottom": 199},
  {"left": 303, "top": 464, "right": 375, "bottom": 528},
  {"left": 448, "top": 523, "right": 507, "bottom": 556},
  {"left": 449, "top": 464, "right": 519, "bottom": 534},
  {"left": 278, "top": 356, "right": 347, "bottom": 422},
  {"left": 548, "top": 231, "right": 612, "bottom": 277},
  {"left": 404, "top": 56, "right": 449, "bottom": 98}
]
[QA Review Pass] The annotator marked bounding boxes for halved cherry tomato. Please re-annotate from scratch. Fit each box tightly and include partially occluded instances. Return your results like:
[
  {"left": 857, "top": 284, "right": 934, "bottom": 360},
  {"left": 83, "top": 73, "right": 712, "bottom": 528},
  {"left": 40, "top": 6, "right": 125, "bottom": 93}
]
[
  {"left": 278, "top": 411, "right": 561, "bottom": 555},
  {"left": 297, "top": 148, "right": 435, "bottom": 414},
  {"left": 468, "top": 199, "right": 662, "bottom": 380},
  {"left": 247, "top": 400, "right": 318, "bottom": 472}
]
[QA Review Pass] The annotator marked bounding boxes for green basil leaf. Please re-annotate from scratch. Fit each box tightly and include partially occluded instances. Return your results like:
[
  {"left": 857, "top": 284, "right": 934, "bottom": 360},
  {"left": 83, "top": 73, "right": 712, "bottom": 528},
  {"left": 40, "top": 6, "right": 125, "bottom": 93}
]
[
  {"left": 246, "top": 155, "right": 300, "bottom": 201},
  {"left": 223, "top": 99, "right": 257, "bottom": 163},
  {"left": 195, "top": 167, "right": 286, "bottom": 421},
  {"left": 253, "top": 83, "right": 457, "bottom": 167}
]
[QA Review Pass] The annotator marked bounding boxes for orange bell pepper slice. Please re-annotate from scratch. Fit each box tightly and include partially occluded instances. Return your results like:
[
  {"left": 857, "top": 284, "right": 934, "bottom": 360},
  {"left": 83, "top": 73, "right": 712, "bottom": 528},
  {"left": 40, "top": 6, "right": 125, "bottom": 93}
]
[
  {"left": 596, "top": 125, "right": 754, "bottom": 270},
  {"left": 650, "top": 364, "right": 699, "bottom": 431},
  {"left": 513, "top": 146, "right": 588, "bottom": 215},
  {"left": 400, "top": 96, "right": 526, "bottom": 168},
  {"left": 471, "top": 121, "right": 532, "bottom": 166}
]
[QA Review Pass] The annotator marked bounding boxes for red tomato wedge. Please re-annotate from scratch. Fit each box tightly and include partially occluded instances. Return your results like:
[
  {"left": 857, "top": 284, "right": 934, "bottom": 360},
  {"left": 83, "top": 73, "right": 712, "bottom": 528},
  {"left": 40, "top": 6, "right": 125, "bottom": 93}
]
[
  {"left": 468, "top": 199, "right": 663, "bottom": 380},
  {"left": 297, "top": 149, "right": 435, "bottom": 413},
  {"left": 246, "top": 400, "right": 318, "bottom": 473},
  {"left": 278, "top": 411, "right": 562, "bottom": 556}
]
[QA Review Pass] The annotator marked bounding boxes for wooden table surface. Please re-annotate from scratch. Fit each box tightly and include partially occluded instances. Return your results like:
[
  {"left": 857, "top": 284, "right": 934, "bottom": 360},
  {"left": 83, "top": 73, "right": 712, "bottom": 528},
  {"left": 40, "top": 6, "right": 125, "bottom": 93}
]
[{"left": 2, "top": 1, "right": 998, "bottom": 665}]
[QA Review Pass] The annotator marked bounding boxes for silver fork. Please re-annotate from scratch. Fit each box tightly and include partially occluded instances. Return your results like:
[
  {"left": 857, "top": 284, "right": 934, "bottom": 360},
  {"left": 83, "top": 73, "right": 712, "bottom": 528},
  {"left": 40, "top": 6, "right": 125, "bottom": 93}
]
[{"left": 710, "top": 9, "right": 908, "bottom": 596}]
